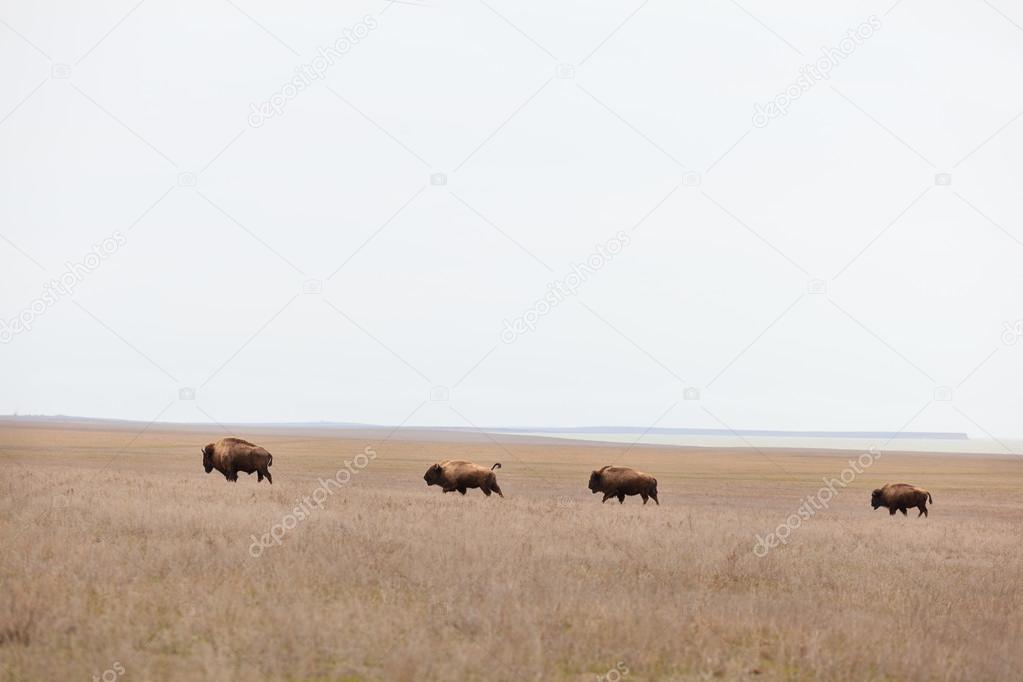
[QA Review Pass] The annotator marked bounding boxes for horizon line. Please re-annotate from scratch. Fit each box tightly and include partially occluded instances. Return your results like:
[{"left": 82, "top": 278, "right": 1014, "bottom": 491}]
[{"left": 0, "top": 414, "right": 972, "bottom": 440}]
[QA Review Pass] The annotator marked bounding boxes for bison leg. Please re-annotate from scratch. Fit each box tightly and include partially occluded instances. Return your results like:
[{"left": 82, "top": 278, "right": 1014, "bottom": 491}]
[
  {"left": 899, "top": 507, "right": 908, "bottom": 516},
  {"left": 601, "top": 492, "right": 613, "bottom": 504},
  {"left": 889, "top": 507, "right": 897, "bottom": 515},
  {"left": 641, "top": 493, "right": 649, "bottom": 504},
  {"left": 617, "top": 493, "right": 625, "bottom": 504},
  {"left": 264, "top": 470, "right": 272, "bottom": 485},
  {"left": 257, "top": 471, "right": 264, "bottom": 482},
  {"left": 651, "top": 491, "right": 659, "bottom": 505},
  {"left": 918, "top": 504, "right": 927, "bottom": 517},
  {"left": 458, "top": 486, "right": 468, "bottom": 495},
  {"left": 491, "top": 481, "right": 503, "bottom": 498},
  {"left": 481, "top": 487, "right": 491, "bottom": 496}
]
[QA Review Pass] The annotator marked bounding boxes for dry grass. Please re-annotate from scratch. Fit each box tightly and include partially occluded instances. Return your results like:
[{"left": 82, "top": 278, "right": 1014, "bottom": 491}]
[{"left": 2, "top": 421, "right": 1022, "bottom": 681}]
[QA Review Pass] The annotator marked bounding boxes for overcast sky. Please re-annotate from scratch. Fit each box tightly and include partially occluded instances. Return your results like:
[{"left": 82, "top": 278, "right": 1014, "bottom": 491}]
[{"left": 2, "top": 0, "right": 1022, "bottom": 440}]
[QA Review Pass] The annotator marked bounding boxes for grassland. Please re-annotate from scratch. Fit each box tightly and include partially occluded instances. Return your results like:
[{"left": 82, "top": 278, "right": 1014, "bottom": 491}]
[{"left": 1, "top": 420, "right": 1021, "bottom": 681}]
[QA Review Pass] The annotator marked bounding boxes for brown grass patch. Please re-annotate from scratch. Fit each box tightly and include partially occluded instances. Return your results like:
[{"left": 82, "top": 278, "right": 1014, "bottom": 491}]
[{"left": 1, "top": 422, "right": 1021, "bottom": 680}]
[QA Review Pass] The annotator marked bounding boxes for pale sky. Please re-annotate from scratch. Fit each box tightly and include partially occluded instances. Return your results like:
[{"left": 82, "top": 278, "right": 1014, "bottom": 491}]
[{"left": 2, "top": 1, "right": 1021, "bottom": 441}]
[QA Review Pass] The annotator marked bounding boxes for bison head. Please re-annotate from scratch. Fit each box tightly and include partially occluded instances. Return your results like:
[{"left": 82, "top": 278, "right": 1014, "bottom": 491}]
[
  {"left": 423, "top": 463, "right": 443, "bottom": 486},
  {"left": 588, "top": 470, "right": 602, "bottom": 493},
  {"left": 201, "top": 445, "right": 213, "bottom": 473},
  {"left": 870, "top": 489, "right": 883, "bottom": 509}
]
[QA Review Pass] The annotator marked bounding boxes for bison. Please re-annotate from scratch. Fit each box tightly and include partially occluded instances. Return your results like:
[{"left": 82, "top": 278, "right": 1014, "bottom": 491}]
[
  {"left": 202, "top": 437, "right": 273, "bottom": 484},
  {"left": 588, "top": 465, "right": 659, "bottom": 505},
  {"left": 423, "top": 460, "right": 503, "bottom": 497},
  {"left": 871, "top": 483, "right": 932, "bottom": 517}
]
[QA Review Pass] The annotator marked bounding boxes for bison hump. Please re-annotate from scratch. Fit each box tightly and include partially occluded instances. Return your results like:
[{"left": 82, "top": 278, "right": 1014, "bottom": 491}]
[{"left": 219, "top": 437, "right": 257, "bottom": 448}]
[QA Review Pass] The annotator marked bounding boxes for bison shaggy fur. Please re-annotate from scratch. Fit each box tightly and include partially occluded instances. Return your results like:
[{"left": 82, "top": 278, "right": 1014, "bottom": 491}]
[
  {"left": 202, "top": 437, "right": 273, "bottom": 484},
  {"left": 871, "top": 483, "right": 932, "bottom": 517},
  {"left": 588, "top": 465, "right": 659, "bottom": 505},
  {"left": 423, "top": 460, "right": 503, "bottom": 497}
]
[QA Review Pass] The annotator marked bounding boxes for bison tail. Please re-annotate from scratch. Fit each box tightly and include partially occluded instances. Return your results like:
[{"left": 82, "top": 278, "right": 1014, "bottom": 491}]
[
  {"left": 267, "top": 453, "right": 273, "bottom": 467},
  {"left": 927, "top": 491, "right": 932, "bottom": 504},
  {"left": 491, "top": 462, "right": 502, "bottom": 471}
]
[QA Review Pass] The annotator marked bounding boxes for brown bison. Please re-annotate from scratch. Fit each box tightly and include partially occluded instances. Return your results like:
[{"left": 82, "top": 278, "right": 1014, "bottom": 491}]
[
  {"left": 588, "top": 465, "right": 659, "bottom": 505},
  {"left": 202, "top": 437, "right": 273, "bottom": 484},
  {"left": 423, "top": 460, "right": 503, "bottom": 497},
  {"left": 871, "top": 483, "right": 932, "bottom": 517}
]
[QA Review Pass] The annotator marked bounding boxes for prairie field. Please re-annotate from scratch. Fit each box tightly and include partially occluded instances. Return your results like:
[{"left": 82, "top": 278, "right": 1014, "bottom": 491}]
[{"left": 1, "top": 420, "right": 1022, "bottom": 681}]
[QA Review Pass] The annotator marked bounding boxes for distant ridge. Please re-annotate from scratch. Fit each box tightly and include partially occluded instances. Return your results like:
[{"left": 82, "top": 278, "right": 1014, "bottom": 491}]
[{"left": 0, "top": 415, "right": 968, "bottom": 440}]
